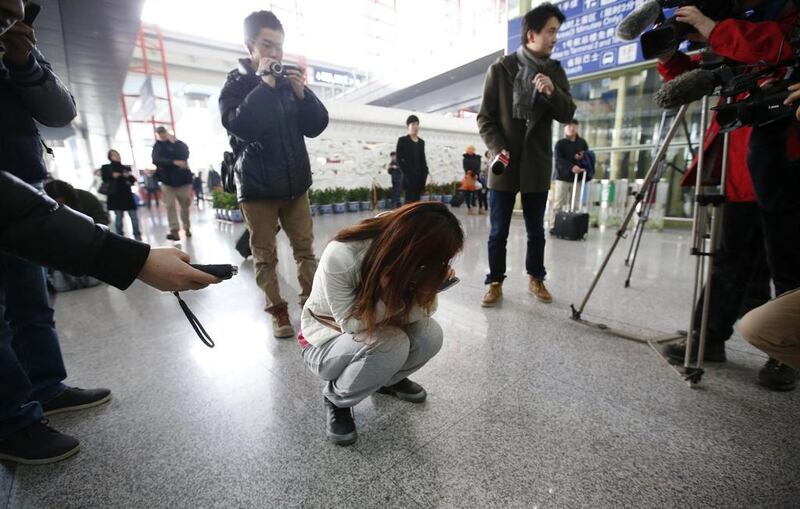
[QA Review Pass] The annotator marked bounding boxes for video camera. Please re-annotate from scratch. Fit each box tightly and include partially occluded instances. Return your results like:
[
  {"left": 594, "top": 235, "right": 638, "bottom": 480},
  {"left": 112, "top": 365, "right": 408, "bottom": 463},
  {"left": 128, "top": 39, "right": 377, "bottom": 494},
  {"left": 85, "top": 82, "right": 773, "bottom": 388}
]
[
  {"left": 256, "top": 62, "right": 304, "bottom": 78},
  {"left": 618, "top": 1, "right": 745, "bottom": 60},
  {"left": 641, "top": 1, "right": 742, "bottom": 59}
]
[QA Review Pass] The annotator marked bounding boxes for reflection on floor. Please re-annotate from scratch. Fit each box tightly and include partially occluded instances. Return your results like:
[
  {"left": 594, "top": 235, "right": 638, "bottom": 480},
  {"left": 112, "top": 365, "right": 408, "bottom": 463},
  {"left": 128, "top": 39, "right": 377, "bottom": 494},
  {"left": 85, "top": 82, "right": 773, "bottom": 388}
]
[{"left": 2, "top": 202, "right": 798, "bottom": 508}]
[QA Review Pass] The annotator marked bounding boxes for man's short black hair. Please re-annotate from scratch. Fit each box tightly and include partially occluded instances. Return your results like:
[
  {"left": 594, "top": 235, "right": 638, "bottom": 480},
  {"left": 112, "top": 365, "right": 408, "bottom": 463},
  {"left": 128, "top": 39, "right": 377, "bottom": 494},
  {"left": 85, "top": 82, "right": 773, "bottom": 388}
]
[
  {"left": 568, "top": 119, "right": 579, "bottom": 125},
  {"left": 520, "top": 3, "right": 566, "bottom": 46},
  {"left": 406, "top": 115, "right": 420, "bottom": 126},
  {"left": 244, "top": 10, "right": 284, "bottom": 41}
]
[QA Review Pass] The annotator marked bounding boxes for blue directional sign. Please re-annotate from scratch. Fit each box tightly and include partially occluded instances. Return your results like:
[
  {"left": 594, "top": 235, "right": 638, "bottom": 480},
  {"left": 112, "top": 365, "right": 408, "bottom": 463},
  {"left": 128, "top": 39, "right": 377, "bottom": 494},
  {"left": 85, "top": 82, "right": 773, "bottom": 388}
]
[{"left": 508, "top": 0, "right": 667, "bottom": 78}]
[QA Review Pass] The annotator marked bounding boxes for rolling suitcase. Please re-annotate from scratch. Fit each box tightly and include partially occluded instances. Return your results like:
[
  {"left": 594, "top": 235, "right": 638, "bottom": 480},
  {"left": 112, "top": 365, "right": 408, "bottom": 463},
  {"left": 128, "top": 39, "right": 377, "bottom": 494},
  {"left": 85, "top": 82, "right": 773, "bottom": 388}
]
[{"left": 552, "top": 172, "right": 589, "bottom": 241}]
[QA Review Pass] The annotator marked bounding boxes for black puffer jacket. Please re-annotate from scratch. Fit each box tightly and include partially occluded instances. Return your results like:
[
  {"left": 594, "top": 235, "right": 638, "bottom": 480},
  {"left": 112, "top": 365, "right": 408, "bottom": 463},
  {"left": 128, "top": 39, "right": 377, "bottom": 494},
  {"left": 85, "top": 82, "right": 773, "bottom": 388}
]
[
  {"left": 0, "top": 48, "right": 77, "bottom": 183},
  {"left": 462, "top": 153, "right": 482, "bottom": 175},
  {"left": 152, "top": 139, "right": 192, "bottom": 187},
  {"left": 218, "top": 59, "right": 329, "bottom": 202},
  {"left": 0, "top": 170, "right": 149, "bottom": 290}
]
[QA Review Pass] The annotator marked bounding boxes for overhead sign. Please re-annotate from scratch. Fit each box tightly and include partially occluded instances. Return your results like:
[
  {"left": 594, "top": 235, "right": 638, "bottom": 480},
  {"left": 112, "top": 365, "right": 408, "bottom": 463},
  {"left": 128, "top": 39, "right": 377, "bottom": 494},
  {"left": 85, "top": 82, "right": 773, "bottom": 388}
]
[
  {"left": 307, "top": 66, "right": 365, "bottom": 88},
  {"left": 508, "top": 0, "right": 661, "bottom": 78}
]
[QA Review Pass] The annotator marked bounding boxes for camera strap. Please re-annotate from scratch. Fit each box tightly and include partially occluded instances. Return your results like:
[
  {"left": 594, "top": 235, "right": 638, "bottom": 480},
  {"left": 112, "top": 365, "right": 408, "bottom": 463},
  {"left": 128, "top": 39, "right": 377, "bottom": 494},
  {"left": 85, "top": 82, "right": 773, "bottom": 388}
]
[{"left": 173, "top": 292, "right": 215, "bottom": 348}]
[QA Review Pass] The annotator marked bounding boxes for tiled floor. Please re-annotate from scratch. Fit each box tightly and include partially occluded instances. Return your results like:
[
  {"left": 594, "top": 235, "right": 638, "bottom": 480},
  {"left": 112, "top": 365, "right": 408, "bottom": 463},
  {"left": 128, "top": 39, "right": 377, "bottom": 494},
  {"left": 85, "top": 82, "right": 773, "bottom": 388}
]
[{"left": 2, "top": 203, "right": 798, "bottom": 508}]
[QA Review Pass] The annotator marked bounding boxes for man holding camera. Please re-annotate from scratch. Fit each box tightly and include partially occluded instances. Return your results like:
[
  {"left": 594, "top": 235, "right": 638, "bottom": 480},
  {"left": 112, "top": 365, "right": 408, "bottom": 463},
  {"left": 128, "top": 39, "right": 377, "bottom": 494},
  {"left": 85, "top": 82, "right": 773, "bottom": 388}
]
[
  {"left": 152, "top": 126, "right": 193, "bottom": 241},
  {"left": 658, "top": 1, "right": 800, "bottom": 390},
  {"left": 477, "top": 3, "right": 576, "bottom": 308},
  {"left": 219, "top": 10, "right": 328, "bottom": 339}
]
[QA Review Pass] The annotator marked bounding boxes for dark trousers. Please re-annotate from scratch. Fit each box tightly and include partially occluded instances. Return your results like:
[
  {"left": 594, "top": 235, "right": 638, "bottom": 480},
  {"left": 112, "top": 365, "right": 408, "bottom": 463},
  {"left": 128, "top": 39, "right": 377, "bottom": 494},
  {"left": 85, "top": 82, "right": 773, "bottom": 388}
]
[
  {"left": 694, "top": 202, "right": 771, "bottom": 344},
  {"left": 404, "top": 174, "right": 426, "bottom": 203},
  {"left": 146, "top": 189, "right": 159, "bottom": 207},
  {"left": 748, "top": 116, "right": 800, "bottom": 296},
  {"left": 0, "top": 255, "right": 67, "bottom": 437},
  {"left": 477, "top": 182, "right": 488, "bottom": 210},
  {"left": 391, "top": 173, "right": 403, "bottom": 208},
  {"left": 486, "top": 190, "right": 548, "bottom": 284}
]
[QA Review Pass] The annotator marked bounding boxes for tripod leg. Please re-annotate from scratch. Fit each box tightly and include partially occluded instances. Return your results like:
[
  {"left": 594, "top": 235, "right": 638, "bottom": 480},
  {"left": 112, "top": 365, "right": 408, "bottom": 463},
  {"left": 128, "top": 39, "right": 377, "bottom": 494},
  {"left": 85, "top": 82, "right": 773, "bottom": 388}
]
[
  {"left": 625, "top": 184, "right": 656, "bottom": 288},
  {"left": 572, "top": 105, "right": 690, "bottom": 319}
]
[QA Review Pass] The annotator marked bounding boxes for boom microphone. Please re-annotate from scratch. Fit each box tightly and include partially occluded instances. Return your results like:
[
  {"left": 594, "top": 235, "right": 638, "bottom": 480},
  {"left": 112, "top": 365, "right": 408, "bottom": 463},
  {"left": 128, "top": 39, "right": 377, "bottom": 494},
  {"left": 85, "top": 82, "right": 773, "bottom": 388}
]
[
  {"left": 654, "top": 68, "right": 718, "bottom": 109},
  {"left": 617, "top": 0, "right": 663, "bottom": 41}
]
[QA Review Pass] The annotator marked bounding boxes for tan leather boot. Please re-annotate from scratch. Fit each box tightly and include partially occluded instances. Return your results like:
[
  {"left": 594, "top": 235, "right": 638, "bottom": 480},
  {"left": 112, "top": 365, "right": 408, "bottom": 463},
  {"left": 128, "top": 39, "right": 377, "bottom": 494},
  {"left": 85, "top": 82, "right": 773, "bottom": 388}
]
[
  {"left": 271, "top": 305, "right": 295, "bottom": 339},
  {"left": 481, "top": 282, "right": 503, "bottom": 307},
  {"left": 529, "top": 277, "right": 553, "bottom": 303}
]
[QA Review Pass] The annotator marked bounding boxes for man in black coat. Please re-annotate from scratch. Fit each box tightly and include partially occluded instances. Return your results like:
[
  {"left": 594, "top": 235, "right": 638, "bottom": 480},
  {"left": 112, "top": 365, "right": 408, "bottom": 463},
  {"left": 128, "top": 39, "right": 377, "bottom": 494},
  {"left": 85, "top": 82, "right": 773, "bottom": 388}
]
[
  {"left": 396, "top": 115, "right": 429, "bottom": 203},
  {"left": 152, "top": 126, "right": 192, "bottom": 240},
  {"left": 550, "top": 119, "right": 592, "bottom": 225},
  {"left": 218, "top": 10, "right": 328, "bottom": 339}
]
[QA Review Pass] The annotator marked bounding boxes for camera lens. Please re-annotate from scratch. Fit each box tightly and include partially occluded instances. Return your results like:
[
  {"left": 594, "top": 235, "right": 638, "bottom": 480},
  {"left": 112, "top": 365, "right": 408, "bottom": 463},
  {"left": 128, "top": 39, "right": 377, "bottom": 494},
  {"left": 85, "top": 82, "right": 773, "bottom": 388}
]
[{"left": 269, "top": 62, "right": 283, "bottom": 76}]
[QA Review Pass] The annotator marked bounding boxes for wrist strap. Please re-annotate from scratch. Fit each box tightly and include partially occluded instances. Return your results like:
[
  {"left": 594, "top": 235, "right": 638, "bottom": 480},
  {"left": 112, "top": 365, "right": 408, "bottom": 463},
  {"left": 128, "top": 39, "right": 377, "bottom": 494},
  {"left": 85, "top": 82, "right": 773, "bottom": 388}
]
[{"left": 173, "top": 292, "right": 215, "bottom": 348}]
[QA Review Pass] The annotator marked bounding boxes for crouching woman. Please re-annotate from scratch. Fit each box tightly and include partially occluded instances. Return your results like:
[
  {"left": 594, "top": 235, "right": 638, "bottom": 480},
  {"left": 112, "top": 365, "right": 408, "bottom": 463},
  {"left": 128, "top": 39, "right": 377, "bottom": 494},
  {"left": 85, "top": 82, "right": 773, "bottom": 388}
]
[{"left": 300, "top": 202, "right": 464, "bottom": 445}]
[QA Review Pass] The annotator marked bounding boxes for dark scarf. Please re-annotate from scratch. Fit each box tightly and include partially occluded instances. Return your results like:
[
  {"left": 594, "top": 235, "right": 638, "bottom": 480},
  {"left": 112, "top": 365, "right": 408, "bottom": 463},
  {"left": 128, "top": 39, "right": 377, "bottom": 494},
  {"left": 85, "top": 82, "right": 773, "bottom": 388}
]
[{"left": 513, "top": 46, "right": 548, "bottom": 121}]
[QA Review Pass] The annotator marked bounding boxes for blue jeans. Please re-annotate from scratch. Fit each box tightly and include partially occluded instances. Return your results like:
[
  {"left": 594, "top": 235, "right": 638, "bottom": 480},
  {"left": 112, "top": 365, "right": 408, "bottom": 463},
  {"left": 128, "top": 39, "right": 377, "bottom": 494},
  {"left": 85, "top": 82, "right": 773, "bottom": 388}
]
[
  {"left": 391, "top": 173, "right": 403, "bottom": 208},
  {"left": 114, "top": 209, "right": 141, "bottom": 238},
  {"left": 485, "top": 190, "right": 548, "bottom": 284},
  {"left": 0, "top": 254, "right": 67, "bottom": 437}
]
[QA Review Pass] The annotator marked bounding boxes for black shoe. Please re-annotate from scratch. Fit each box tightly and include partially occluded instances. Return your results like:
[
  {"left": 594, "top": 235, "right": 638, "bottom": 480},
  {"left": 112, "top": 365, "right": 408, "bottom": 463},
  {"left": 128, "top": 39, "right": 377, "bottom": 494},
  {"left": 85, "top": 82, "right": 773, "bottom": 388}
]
[
  {"left": 42, "top": 387, "right": 112, "bottom": 416},
  {"left": 166, "top": 232, "right": 180, "bottom": 241},
  {"left": 377, "top": 378, "right": 427, "bottom": 403},
  {"left": 0, "top": 420, "right": 80, "bottom": 465},
  {"left": 663, "top": 339, "right": 726, "bottom": 364},
  {"left": 185, "top": 230, "right": 192, "bottom": 238},
  {"left": 323, "top": 397, "right": 357, "bottom": 446},
  {"left": 758, "top": 358, "right": 797, "bottom": 392}
]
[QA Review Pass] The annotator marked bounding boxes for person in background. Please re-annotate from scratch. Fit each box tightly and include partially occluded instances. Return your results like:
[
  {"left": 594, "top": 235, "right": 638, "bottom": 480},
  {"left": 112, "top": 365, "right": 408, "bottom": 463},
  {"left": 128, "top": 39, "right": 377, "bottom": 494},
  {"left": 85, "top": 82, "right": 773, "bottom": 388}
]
[
  {"left": 144, "top": 169, "right": 160, "bottom": 208},
  {"left": 387, "top": 151, "right": 402, "bottom": 208},
  {"left": 192, "top": 171, "right": 204, "bottom": 206},
  {"left": 299, "top": 202, "right": 463, "bottom": 446},
  {"left": 100, "top": 150, "right": 141, "bottom": 240},
  {"left": 551, "top": 119, "right": 592, "bottom": 226},
  {"left": 44, "top": 179, "right": 109, "bottom": 292},
  {"left": 152, "top": 126, "right": 192, "bottom": 241},
  {"left": 460, "top": 170, "right": 480, "bottom": 215},
  {"left": 462, "top": 145, "right": 483, "bottom": 213},
  {"left": 396, "top": 115, "right": 429, "bottom": 203}
]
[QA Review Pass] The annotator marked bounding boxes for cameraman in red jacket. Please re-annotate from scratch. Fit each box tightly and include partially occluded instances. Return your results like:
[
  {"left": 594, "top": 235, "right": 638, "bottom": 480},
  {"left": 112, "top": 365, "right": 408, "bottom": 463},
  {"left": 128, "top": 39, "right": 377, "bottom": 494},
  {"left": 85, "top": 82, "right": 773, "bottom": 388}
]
[{"left": 656, "top": 0, "right": 799, "bottom": 390}]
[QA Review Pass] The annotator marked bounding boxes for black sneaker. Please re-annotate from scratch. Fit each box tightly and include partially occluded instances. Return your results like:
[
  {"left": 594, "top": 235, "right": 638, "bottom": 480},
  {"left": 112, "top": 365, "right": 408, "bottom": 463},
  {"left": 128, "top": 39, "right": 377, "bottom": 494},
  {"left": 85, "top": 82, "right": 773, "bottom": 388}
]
[
  {"left": 0, "top": 420, "right": 80, "bottom": 465},
  {"left": 663, "top": 339, "right": 726, "bottom": 364},
  {"left": 377, "top": 378, "right": 427, "bottom": 403},
  {"left": 41, "top": 387, "right": 112, "bottom": 416},
  {"left": 323, "top": 397, "right": 357, "bottom": 446},
  {"left": 758, "top": 358, "right": 797, "bottom": 392},
  {"left": 166, "top": 232, "right": 180, "bottom": 241}
]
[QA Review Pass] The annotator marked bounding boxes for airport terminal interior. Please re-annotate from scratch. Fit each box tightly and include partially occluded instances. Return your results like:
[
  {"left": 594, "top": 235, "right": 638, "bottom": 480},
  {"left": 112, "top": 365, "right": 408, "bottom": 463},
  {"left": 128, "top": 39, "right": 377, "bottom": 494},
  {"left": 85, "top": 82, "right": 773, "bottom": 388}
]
[{"left": 1, "top": 0, "right": 800, "bottom": 507}]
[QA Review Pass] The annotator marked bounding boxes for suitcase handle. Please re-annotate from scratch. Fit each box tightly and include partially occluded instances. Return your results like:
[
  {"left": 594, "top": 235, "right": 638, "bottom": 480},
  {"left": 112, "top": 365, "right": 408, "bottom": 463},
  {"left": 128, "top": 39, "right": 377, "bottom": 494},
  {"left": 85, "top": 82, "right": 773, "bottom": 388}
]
[{"left": 570, "top": 171, "right": 588, "bottom": 213}]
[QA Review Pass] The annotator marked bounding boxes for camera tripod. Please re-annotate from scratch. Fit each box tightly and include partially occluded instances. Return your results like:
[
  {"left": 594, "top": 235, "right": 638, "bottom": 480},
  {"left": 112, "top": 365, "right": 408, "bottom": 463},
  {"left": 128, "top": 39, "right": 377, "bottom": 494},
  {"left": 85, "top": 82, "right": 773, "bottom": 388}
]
[
  {"left": 570, "top": 96, "right": 731, "bottom": 387},
  {"left": 623, "top": 111, "right": 695, "bottom": 289}
]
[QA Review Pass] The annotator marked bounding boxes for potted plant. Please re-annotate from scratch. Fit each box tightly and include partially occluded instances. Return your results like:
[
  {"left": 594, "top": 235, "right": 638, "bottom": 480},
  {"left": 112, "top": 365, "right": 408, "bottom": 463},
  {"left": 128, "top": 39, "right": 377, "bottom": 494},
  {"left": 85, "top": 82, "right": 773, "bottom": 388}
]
[
  {"left": 375, "top": 186, "right": 388, "bottom": 210},
  {"left": 318, "top": 188, "right": 334, "bottom": 215},
  {"left": 357, "top": 187, "right": 372, "bottom": 210},
  {"left": 429, "top": 182, "right": 442, "bottom": 203},
  {"left": 308, "top": 189, "right": 319, "bottom": 216},
  {"left": 212, "top": 191, "right": 225, "bottom": 219},
  {"left": 346, "top": 188, "right": 360, "bottom": 212},
  {"left": 225, "top": 193, "right": 243, "bottom": 222},
  {"left": 333, "top": 187, "right": 347, "bottom": 214}
]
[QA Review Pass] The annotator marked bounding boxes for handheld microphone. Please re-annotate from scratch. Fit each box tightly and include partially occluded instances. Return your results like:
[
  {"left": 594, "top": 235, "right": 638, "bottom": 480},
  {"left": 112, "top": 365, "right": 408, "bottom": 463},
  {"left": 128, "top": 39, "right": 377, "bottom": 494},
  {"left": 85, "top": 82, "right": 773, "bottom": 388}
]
[
  {"left": 616, "top": 0, "right": 663, "bottom": 41},
  {"left": 654, "top": 68, "right": 719, "bottom": 109},
  {"left": 191, "top": 264, "right": 238, "bottom": 280}
]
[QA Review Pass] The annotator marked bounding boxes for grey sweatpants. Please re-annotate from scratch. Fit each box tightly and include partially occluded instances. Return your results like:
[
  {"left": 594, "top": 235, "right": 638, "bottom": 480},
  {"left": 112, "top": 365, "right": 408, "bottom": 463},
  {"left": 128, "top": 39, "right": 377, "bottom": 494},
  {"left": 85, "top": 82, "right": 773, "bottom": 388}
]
[{"left": 302, "top": 318, "right": 443, "bottom": 408}]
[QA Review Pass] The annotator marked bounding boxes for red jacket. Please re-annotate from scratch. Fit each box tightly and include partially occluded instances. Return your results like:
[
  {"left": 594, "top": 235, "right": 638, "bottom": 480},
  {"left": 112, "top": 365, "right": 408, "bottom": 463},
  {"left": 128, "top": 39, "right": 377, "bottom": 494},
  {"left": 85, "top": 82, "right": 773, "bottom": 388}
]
[{"left": 656, "top": 6, "right": 799, "bottom": 202}]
